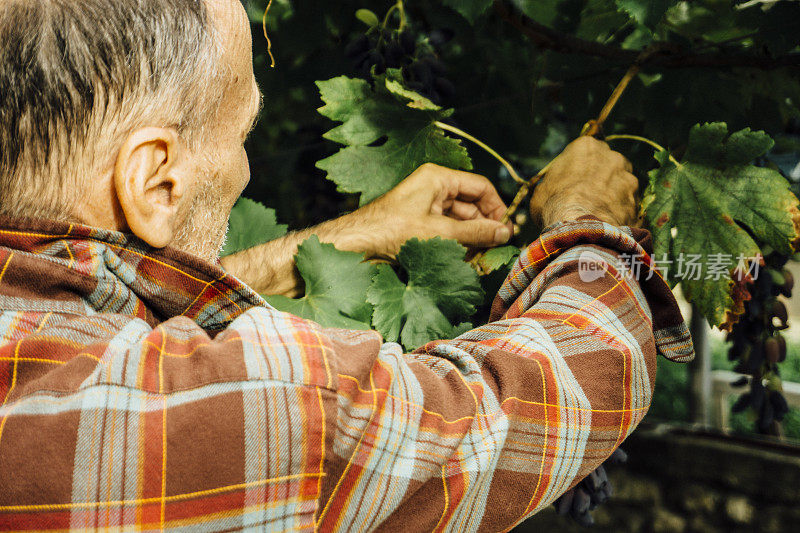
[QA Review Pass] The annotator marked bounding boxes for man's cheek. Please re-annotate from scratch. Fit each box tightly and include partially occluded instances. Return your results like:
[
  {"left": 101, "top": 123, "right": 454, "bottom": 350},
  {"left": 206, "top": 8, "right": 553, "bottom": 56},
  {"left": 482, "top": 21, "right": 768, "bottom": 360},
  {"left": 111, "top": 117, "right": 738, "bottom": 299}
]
[{"left": 240, "top": 147, "right": 251, "bottom": 192}]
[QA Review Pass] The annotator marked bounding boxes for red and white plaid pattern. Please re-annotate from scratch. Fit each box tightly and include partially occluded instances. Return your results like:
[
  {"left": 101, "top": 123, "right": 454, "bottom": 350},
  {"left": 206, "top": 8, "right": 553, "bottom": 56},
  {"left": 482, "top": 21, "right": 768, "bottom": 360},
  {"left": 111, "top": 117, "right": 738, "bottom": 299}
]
[{"left": 0, "top": 215, "right": 691, "bottom": 531}]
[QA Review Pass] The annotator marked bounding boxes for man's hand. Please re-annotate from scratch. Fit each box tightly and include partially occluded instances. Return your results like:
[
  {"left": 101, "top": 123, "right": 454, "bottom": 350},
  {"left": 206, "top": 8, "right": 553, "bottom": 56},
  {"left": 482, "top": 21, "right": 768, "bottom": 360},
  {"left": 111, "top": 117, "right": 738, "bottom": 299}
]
[
  {"left": 530, "top": 137, "right": 639, "bottom": 227},
  {"left": 221, "top": 163, "right": 511, "bottom": 296},
  {"left": 343, "top": 163, "right": 512, "bottom": 258}
]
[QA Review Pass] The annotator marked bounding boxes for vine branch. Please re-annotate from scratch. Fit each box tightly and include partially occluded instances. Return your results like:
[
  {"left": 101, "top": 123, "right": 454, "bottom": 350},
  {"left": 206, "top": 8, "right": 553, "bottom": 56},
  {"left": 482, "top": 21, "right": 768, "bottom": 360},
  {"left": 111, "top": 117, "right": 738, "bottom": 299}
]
[
  {"left": 605, "top": 134, "right": 682, "bottom": 167},
  {"left": 581, "top": 46, "right": 658, "bottom": 136},
  {"left": 434, "top": 121, "right": 526, "bottom": 185},
  {"left": 261, "top": 0, "right": 276, "bottom": 68},
  {"left": 444, "top": 11, "right": 698, "bottom": 272},
  {"left": 468, "top": 47, "right": 659, "bottom": 272},
  {"left": 382, "top": 0, "right": 407, "bottom": 32},
  {"left": 493, "top": 0, "right": 800, "bottom": 70},
  {"left": 604, "top": 134, "right": 666, "bottom": 153},
  {"left": 500, "top": 159, "right": 553, "bottom": 225}
]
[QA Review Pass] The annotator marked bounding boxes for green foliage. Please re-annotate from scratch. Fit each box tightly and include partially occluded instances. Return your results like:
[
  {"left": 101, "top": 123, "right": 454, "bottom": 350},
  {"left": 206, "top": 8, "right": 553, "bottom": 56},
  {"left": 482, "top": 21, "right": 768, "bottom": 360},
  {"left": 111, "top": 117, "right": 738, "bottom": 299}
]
[
  {"left": 615, "top": 0, "right": 674, "bottom": 29},
  {"left": 266, "top": 236, "right": 377, "bottom": 329},
  {"left": 443, "top": 0, "right": 492, "bottom": 22},
  {"left": 367, "top": 237, "right": 483, "bottom": 349},
  {"left": 266, "top": 236, "right": 483, "bottom": 350},
  {"left": 476, "top": 245, "right": 520, "bottom": 273},
  {"left": 642, "top": 123, "right": 800, "bottom": 326},
  {"left": 221, "top": 198, "right": 288, "bottom": 257},
  {"left": 574, "top": 0, "right": 631, "bottom": 42},
  {"left": 316, "top": 74, "right": 472, "bottom": 205},
  {"left": 238, "top": 0, "right": 800, "bottom": 438},
  {"left": 355, "top": 8, "right": 380, "bottom": 28},
  {"left": 242, "top": 0, "right": 800, "bottom": 232},
  {"left": 509, "top": 0, "right": 562, "bottom": 26},
  {"left": 241, "top": 0, "right": 800, "bottom": 330},
  {"left": 239, "top": 0, "right": 800, "bottom": 333}
]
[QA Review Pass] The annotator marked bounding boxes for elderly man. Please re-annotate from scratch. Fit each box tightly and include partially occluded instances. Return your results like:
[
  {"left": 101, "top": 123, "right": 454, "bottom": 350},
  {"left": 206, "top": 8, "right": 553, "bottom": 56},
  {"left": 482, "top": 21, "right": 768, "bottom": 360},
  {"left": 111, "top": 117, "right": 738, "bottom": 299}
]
[{"left": 0, "top": 0, "right": 692, "bottom": 531}]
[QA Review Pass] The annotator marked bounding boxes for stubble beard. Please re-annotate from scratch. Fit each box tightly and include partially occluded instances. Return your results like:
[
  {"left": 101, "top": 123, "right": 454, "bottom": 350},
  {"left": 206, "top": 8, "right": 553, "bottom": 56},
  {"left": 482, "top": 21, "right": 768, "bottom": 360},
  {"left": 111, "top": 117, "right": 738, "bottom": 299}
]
[{"left": 171, "top": 173, "right": 231, "bottom": 265}]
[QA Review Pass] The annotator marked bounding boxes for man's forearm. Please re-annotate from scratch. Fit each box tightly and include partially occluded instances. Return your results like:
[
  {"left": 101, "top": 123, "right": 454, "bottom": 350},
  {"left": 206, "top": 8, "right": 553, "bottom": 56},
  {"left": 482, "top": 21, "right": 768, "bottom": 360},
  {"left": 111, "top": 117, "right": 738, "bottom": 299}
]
[
  {"left": 220, "top": 208, "right": 388, "bottom": 297},
  {"left": 220, "top": 163, "right": 518, "bottom": 296}
]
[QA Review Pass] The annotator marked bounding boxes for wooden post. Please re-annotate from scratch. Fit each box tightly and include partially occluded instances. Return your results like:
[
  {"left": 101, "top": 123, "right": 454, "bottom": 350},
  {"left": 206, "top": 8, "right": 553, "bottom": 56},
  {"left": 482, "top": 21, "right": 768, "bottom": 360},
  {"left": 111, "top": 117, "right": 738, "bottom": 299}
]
[{"left": 689, "top": 306, "right": 712, "bottom": 426}]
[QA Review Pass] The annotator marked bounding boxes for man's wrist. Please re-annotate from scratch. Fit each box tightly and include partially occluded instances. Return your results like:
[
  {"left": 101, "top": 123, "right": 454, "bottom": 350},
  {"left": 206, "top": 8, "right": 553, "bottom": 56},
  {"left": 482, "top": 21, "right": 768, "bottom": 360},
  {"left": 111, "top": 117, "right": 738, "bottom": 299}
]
[
  {"left": 325, "top": 208, "right": 400, "bottom": 259},
  {"left": 221, "top": 210, "right": 396, "bottom": 296},
  {"left": 539, "top": 199, "right": 624, "bottom": 228}
]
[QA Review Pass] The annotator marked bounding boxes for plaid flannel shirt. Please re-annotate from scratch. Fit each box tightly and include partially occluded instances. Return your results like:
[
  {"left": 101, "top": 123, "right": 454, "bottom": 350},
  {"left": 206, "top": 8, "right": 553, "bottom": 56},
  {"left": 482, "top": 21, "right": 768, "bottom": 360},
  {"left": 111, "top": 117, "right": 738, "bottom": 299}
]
[{"left": 0, "top": 215, "right": 692, "bottom": 532}]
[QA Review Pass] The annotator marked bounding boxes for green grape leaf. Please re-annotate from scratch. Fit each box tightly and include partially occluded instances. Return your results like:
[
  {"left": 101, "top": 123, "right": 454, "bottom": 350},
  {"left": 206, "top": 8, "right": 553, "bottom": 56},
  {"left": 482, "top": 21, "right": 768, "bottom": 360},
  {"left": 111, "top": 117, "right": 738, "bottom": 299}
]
[
  {"left": 316, "top": 74, "right": 472, "bottom": 205},
  {"left": 450, "top": 322, "right": 475, "bottom": 338},
  {"left": 577, "top": 0, "right": 631, "bottom": 42},
  {"left": 643, "top": 123, "right": 800, "bottom": 328},
  {"left": 510, "top": 0, "right": 563, "bottom": 26},
  {"left": 221, "top": 197, "right": 288, "bottom": 257},
  {"left": 266, "top": 236, "right": 377, "bottom": 330},
  {"left": 367, "top": 237, "right": 483, "bottom": 350},
  {"left": 477, "top": 246, "right": 521, "bottom": 308},
  {"left": 443, "top": 0, "right": 493, "bottom": 22},
  {"left": 384, "top": 79, "right": 439, "bottom": 110},
  {"left": 616, "top": 0, "right": 674, "bottom": 28},
  {"left": 476, "top": 245, "right": 521, "bottom": 273}
]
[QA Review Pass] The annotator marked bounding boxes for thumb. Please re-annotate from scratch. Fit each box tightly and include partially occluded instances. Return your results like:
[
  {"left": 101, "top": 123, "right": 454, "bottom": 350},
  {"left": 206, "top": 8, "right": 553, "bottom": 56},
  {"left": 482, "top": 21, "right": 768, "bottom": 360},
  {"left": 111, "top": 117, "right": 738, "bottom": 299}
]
[{"left": 434, "top": 217, "right": 512, "bottom": 248}]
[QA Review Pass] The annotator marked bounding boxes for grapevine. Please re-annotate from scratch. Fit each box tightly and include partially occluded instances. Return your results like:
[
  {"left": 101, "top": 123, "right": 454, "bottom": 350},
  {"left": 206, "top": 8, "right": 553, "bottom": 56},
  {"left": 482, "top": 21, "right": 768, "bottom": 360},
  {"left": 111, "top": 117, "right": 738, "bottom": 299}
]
[
  {"left": 727, "top": 252, "right": 794, "bottom": 435},
  {"left": 233, "top": 0, "right": 800, "bottom": 528},
  {"left": 345, "top": 4, "right": 455, "bottom": 105}
]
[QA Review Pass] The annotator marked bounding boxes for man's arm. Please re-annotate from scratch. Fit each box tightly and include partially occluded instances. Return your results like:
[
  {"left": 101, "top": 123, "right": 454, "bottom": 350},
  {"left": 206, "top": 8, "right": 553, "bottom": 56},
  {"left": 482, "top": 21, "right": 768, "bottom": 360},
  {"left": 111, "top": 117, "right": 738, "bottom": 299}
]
[
  {"left": 220, "top": 164, "right": 513, "bottom": 297},
  {"left": 319, "top": 220, "right": 689, "bottom": 531},
  {"left": 315, "top": 138, "right": 691, "bottom": 530}
]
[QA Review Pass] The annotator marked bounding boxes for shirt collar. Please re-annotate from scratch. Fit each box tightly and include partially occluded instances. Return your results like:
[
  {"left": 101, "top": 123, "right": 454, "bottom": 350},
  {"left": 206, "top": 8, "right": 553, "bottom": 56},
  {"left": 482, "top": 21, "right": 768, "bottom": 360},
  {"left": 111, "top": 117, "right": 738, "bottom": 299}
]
[{"left": 0, "top": 215, "right": 266, "bottom": 330}]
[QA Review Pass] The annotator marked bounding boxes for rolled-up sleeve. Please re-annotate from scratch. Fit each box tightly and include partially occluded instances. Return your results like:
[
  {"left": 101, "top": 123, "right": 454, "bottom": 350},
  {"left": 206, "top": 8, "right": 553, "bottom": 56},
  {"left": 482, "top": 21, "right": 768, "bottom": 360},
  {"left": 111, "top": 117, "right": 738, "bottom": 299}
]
[{"left": 314, "top": 218, "right": 693, "bottom": 532}]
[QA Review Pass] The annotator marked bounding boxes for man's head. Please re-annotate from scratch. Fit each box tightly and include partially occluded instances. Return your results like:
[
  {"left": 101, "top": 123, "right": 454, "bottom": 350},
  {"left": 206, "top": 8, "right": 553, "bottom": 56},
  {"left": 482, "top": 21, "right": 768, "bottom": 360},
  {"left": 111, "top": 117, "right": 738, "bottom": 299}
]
[{"left": 0, "top": 0, "right": 260, "bottom": 262}]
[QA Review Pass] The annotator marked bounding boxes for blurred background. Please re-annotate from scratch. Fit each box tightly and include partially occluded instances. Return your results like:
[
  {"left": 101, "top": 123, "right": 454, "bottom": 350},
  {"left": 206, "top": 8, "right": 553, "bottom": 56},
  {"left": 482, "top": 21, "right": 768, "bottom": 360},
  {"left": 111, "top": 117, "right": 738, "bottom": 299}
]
[{"left": 239, "top": 1, "right": 800, "bottom": 530}]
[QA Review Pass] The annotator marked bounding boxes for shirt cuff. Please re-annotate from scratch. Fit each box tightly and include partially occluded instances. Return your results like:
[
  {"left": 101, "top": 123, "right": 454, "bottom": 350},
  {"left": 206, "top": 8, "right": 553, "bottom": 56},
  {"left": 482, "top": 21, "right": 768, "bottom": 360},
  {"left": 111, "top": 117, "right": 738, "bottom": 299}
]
[{"left": 490, "top": 216, "right": 694, "bottom": 363}]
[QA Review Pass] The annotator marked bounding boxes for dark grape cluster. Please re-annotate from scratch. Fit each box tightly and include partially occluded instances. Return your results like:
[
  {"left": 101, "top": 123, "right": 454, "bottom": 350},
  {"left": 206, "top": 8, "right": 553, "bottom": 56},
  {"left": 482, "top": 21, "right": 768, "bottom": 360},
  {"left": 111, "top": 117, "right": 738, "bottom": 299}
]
[
  {"left": 552, "top": 448, "right": 628, "bottom": 527},
  {"left": 345, "top": 29, "right": 456, "bottom": 105},
  {"left": 727, "top": 254, "right": 793, "bottom": 434}
]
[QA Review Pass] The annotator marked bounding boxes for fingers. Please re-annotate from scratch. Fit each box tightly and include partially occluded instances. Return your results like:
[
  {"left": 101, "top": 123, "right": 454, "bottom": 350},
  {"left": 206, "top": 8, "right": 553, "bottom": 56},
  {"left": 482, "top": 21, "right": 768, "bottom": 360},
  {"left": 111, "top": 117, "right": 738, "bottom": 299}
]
[
  {"left": 446, "top": 200, "right": 482, "bottom": 220},
  {"left": 449, "top": 175, "right": 508, "bottom": 222},
  {"left": 620, "top": 170, "right": 639, "bottom": 190},
  {"left": 622, "top": 157, "right": 633, "bottom": 173},
  {"left": 413, "top": 163, "right": 508, "bottom": 221},
  {"left": 432, "top": 217, "right": 512, "bottom": 248},
  {"left": 371, "top": 164, "right": 515, "bottom": 256}
]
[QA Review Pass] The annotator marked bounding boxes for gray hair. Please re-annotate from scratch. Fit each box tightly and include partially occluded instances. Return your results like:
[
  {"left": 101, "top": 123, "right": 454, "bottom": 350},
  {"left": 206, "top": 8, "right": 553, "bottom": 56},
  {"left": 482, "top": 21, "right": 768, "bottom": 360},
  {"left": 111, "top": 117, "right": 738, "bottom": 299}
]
[{"left": 0, "top": 0, "right": 222, "bottom": 220}]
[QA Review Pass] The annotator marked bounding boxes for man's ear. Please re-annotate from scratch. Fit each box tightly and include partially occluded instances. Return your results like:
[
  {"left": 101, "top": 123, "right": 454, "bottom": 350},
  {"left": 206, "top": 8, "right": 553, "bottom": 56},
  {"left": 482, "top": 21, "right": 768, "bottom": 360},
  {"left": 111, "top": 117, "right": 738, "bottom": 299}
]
[{"left": 113, "top": 127, "right": 192, "bottom": 248}]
